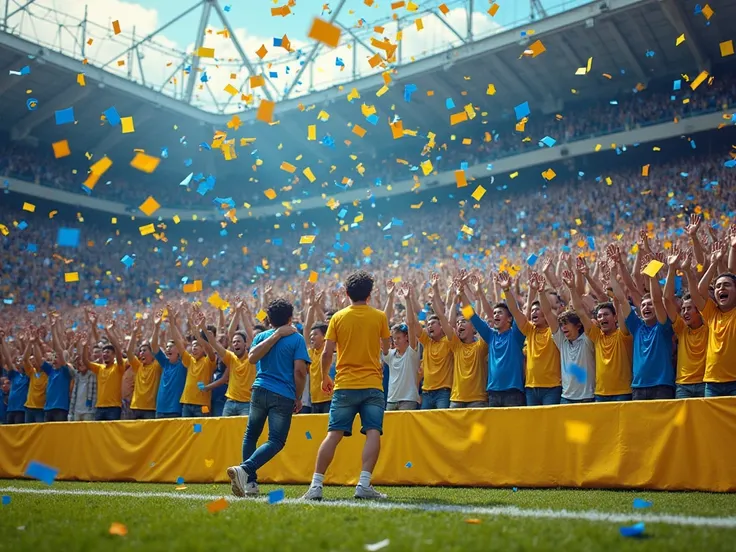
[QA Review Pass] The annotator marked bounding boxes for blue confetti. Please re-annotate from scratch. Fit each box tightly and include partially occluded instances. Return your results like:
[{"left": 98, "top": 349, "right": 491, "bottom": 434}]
[
  {"left": 335, "top": 57, "right": 344, "bottom": 67},
  {"left": 633, "top": 498, "right": 652, "bottom": 509},
  {"left": 27, "top": 243, "right": 37, "bottom": 252},
  {"left": 19, "top": 65, "right": 30, "bottom": 75},
  {"left": 26, "top": 98, "right": 38, "bottom": 110},
  {"left": 514, "top": 101, "right": 530, "bottom": 120},
  {"left": 404, "top": 83, "right": 417, "bottom": 102},
  {"left": 1, "top": 495, "right": 10, "bottom": 505},
  {"left": 526, "top": 254, "right": 538, "bottom": 266},
  {"left": 268, "top": 489, "right": 285, "bottom": 504},
  {"left": 540, "top": 136, "right": 556, "bottom": 147},
  {"left": 120, "top": 255, "right": 135, "bottom": 268},
  {"left": 673, "top": 79, "right": 681, "bottom": 91},
  {"left": 27, "top": 305, "right": 35, "bottom": 312},
  {"left": 366, "top": 114, "right": 379, "bottom": 125},
  {"left": 17, "top": 221, "right": 28, "bottom": 230},
  {"left": 445, "top": 97, "right": 455, "bottom": 109},
  {"left": 176, "top": 476, "right": 185, "bottom": 484},
  {"left": 56, "top": 228, "right": 80, "bottom": 247},
  {"left": 620, "top": 522, "right": 645, "bottom": 537},
  {"left": 197, "top": 382, "right": 206, "bottom": 391},
  {"left": 193, "top": 423, "right": 202, "bottom": 433},
  {"left": 94, "top": 298, "right": 108, "bottom": 307},
  {"left": 54, "top": 107, "right": 75, "bottom": 125},
  {"left": 405, "top": 462, "right": 412, "bottom": 468},
  {"left": 568, "top": 364, "right": 587, "bottom": 384},
  {"left": 305, "top": 431, "right": 312, "bottom": 440},
  {"left": 273, "top": 37, "right": 283, "bottom": 47},
  {"left": 224, "top": 4, "right": 231, "bottom": 11},
  {"left": 103, "top": 106, "right": 121, "bottom": 126},
  {"left": 24, "top": 461, "right": 59, "bottom": 485}
]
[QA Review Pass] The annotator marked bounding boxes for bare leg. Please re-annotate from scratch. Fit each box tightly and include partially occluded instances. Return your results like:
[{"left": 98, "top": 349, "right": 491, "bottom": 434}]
[
  {"left": 361, "top": 429, "right": 381, "bottom": 473},
  {"left": 315, "top": 431, "right": 343, "bottom": 475}
]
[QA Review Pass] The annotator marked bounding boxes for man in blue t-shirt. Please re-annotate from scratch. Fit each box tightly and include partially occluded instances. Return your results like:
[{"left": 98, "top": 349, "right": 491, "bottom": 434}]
[
  {"left": 611, "top": 266, "right": 675, "bottom": 400},
  {"left": 42, "top": 320, "right": 73, "bottom": 422},
  {"left": 465, "top": 273, "right": 527, "bottom": 407},
  {"left": 226, "top": 298, "right": 310, "bottom": 498},
  {"left": 152, "top": 310, "right": 187, "bottom": 418}
]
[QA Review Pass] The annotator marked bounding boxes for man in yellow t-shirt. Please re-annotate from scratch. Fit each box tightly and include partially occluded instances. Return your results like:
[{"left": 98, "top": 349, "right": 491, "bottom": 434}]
[
  {"left": 684, "top": 263, "right": 736, "bottom": 396},
  {"left": 303, "top": 270, "right": 391, "bottom": 502},
  {"left": 308, "top": 323, "right": 333, "bottom": 413},
  {"left": 22, "top": 335, "right": 47, "bottom": 424},
  {"left": 414, "top": 315, "right": 453, "bottom": 409},
  {"left": 83, "top": 340, "right": 126, "bottom": 421},
  {"left": 125, "top": 325, "right": 162, "bottom": 420},
  {"left": 202, "top": 329, "right": 256, "bottom": 417},
  {"left": 566, "top": 272, "right": 633, "bottom": 401},
  {"left": 170, "top": 311, "right": 216, "bottom": 417},
  {"left": 504, "top": 273, "right": 562, "bottom": 406}
]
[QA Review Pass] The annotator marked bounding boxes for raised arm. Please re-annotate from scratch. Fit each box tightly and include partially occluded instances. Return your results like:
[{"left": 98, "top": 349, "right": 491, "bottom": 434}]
[
  {"left": 607, "top": 261, "right": 631, "bottom": 334},
  {"left": 383, "top": 280, "right": 396, "bottom": 324},
  {"left": 104, "top": 319, "right": 125, "bottom": 368},
  {"left": 151, "top": 310, "right": 163, "bottom": 354},
  {"left": 404, "top": 284, "right": 418, "bottom": 350},
  {"left": 496, "top": 271, "right": 527, "bottom": 329},
  {"left": 248, "top": 325, "right": 296, "bottom": 364},
  {"left": 577, "top": 257, "right": 607, "bottom": 302},
  {"left": 194, "top": 311, "right": 216, "bottom": 362},
  {"left": 646, "top": 272, "right": 668, "bottom": 325},
  {"left": 49, "top": 317, "right": 66, "bottom": 363},
  {"left": 729, "top": 225, "right": 736, "bottom": 274},
  {"left": 536, "top": 275, "right": 558, "bottom": 333},
  {"left": 698, "top": 243, "right": 723, "bottom": 300},
  {"left": 431, "top": 286, "right": 456, "bottom": 339},
  {"left": 563, "top": 270, "right": 593, "bottom": 334},
  {"left": 685, "top": 214, "right": 706, "bottom": 270},
  {"left": 663, "top": 247, "right": 683, "bottom": 322},
  {"left": 542, "top": 255, "right": 560, "bottom": 290},
  {"left": 683, "top": 256, "right": 707, "bottom": 311},
  {"left": 525, "top": 276, "right": 537, "bottom": 321}
]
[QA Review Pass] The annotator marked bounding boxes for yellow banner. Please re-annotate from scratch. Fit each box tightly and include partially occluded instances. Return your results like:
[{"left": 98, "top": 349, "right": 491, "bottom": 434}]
[{"left": 1, "top": 398, "right": 734, "bottom": 491}]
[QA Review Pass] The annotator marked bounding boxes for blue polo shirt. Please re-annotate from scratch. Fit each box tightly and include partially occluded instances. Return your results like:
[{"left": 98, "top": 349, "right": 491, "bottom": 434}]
[
  {"left": 625, "top": 311, "right": 675, "bottom": 388},
  {"left": 7, "top": 370, "right": 29, "bottom": 413},
  {"left": 154, "top": 350, "right": 187, "bottom": 415},
  {"left": 470, "top": 314, "right": 526, "bottom": 392},
  {"left": 41, "top": 361, "right": 72, "bottom": 411},
  {"left": 252, "top": 329, "right": 311, "bottom": 400}
]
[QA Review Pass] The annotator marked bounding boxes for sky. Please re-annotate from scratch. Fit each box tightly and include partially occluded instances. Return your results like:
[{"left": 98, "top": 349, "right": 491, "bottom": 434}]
[{"left": 5, "top": 0, "right": 591, "bottom": 111}]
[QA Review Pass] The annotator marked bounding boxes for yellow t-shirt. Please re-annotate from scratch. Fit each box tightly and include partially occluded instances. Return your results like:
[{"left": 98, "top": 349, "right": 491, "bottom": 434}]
[
  {"left": 448, "top": 335, "right": 488, "bottom": 403},
  {"left": 308, "top": 346, "right": 333, "bottom": 403},
  {"left": 701, "top": 300, "right": 736, "bottom": 383},
  {"left": 24, "top": 362, "right": 48, "bottom": 409},
  {"left": 587, "top": 326, "right": 633, "bottom": 396},
  {"left": 223, "top": 350, "right": 256, "bottom": 403},
  {"left": 673, "top": 317, "right": 707, "bottom": 385},
  {"left": 89, "top": 361, "right": 126, "bottom": 408},
  {"left": 180, "top": 351, "right": 217, "bottom": 407},
  {"left": 418, "top": 332, "right": 454, "bottom": 391},
  {"left": 521, "top": 323, "right": 561, "bottom": 388},
  {"left": 128, "top": 356, "right": 162, "bottom": 411},
  {"left": 326, "top": 304, "right": 390, "bottom": 391}
]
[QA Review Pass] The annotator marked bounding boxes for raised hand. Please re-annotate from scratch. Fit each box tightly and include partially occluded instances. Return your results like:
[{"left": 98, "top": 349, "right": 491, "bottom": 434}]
[
  {"left": 561, "top": 270, "right": 574, "bottom": 289},
  {"left": 154, "top": 309, "right": 163, "bottom": 325},
  {"left": 710, "top": 241, "right": 725, "bottom": 264},
  {"left": 541, "top": 255, "right": 553, "bottom": 273},
  {"left": 729, "top": 224, "right": 736, "bottom": 248},
  {"left": 667, "top": 244, "right": 682, "bottom": 267},
  {"left": 606, "top": 244, "right": 621, "bottom": 264},
  {"left": 575, "top": 256, "right": 589, "bottom": 276},
  {"left": 386, "top": 279, "right": 396, "bottom": 295},
  {"left": 495, "top": 271, "right": 512, "bottom": 291},
  {"left": 429, "top": 271, "right": 440, "bottom": 289},
  {"left": 686, "top": 213, "right": 702, "bottom": 237}
]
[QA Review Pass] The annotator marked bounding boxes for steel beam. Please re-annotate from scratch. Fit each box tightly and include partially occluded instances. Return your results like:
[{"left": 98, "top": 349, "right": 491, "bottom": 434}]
[
  {"left": 487, "top": 55, "right": 543, "bottom": 104},
  {"left": 283, "top": 0, "right": 348, "bottom": 100},
  {"left": 210, "top": 0, "right": 273, "bottom": 101},
  {"left": 660, "top": 0, "right": 708, "bottom": 70},
  {"left": 433, "top": 11, "right": 467, "bottom": 44},
  {"left": 605, "top": 21, "right": 648, "bottom": 83},
  {"left": 467, "top": 0, "right": 474, "bottom": 39},
  {"left": 5, "top": 0, "right": 38, "bottom": 21},
  {"left": 11, "top": 83, "right": 91, "bottom": 140},
  {"left": 185, "top": 0, "right": 213, "bottom": 104}
]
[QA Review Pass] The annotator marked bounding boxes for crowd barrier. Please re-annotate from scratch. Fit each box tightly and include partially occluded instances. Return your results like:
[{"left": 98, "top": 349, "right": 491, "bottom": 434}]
[{"left": 1, "top": 397, "right": 735, "bottom": 492}]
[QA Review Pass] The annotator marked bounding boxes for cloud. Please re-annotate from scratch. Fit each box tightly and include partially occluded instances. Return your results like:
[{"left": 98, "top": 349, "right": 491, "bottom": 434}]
[{"left": 7, "top": 1, "right": 502, "bottom": 114}]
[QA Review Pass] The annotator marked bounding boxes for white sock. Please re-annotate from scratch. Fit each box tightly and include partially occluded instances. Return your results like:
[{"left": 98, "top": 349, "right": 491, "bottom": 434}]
[
  {"left": 311, "top": 473, "right": 324, "bottom": 488},
  {"left": 358, "top": 471, "right": 372, "bottom": 488}
]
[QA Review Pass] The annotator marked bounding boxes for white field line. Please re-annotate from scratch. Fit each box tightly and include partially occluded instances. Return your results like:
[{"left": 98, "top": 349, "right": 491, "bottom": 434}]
[{"left": 2, "top": 486, "right": 736, "bottom": 529}]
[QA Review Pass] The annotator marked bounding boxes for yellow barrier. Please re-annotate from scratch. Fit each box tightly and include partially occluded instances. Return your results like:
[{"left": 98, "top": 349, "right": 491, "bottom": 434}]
[{"left": 1, "top": 398, "right": 735, "bottom": 491}]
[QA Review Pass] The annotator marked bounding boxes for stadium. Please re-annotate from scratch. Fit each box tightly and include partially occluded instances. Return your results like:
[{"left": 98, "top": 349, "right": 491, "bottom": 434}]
[{"left": 1, "top": 0, "right": 736, "bottom": 549}]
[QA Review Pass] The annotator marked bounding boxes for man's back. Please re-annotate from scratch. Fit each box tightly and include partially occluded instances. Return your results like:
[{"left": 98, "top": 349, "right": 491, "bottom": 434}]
[
  {"left": 327, "top": 305, "right": 390, "bottom": 391},
  {"left": 252, "top": 329, "right": 310, "bottom": 400}
]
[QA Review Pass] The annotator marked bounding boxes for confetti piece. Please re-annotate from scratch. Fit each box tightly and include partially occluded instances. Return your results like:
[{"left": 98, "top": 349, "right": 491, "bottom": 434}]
[
  {"left": 450, "top": 112, "right": 468, "bottom": 125},
  {"left": 256, "top": 99, "right": 275, "bottom": 123},
  {"left": 642, "top": 259, "right": 664, "bottom": 277},
  {"left": 352, "top": 124, "right": 367, "bottom": 138},
  {"left": 488, "top": 2, "right": 499, "bottom": 16},
  {"left": 633, "top": 498, "right": 652, "bottom": 509},
  {"left": 207, "top": 498, "right": 229, "bottom": 513},
  {"left": 675, "top": 33, "right": 686, "bottom": 46},
  {"left": 119, "top": 116, "right": 135, "bottom": 134},
  {"left": 264, "top": 188, "right": 277, "bottom": 200},
  {"left": 439, "top": 3, "right": 449, "bottom": 14},
  {"left": 486, "top": 83, "right": 496, "bottom": 95},
  {"left": 52, "top": 139, "right": 71, "bottom": 159},
  {"left": 308, "top": 17, "right": 341, "bottom": 48},
  {"left": 309, "top": 271, "right": 319, "bottom": 283},
  {"left": 471, "top": 185, "right": 486, "bottom": 201},
  {"left": 24, "top": 461, "right": 58, "bottom": 485},
  {"left": 139, "top": 224, "right": 155, "bottom": 236},
  {"left": 420, "top": 160, "right": 433, "bottom": 175},
  {"left": 268, "top": 489, "right": 285, "bottom": 504},
  {"left": 642, "top": 164, "right": 650, "bottom": 176},
  {"left": 701, "top": 4, "right": 713, "bottom": 19},
  {"left": 542, "top": 168, "right": 556, "bottom": 180},
  {"left": 564, "top": 420, "right": 591, "bottom": 444},
  {"left": 620, "top": 522, "right": 645, "bottom": 538},
  {"left": 256, "top": 44, "right": 268, "bottom": 59},
  {"left": 57, "top": 228, "right": 80, "bottom": 247},
  {"left": 54, "top": 107, "right": 75, "bottom": 125},
  {"left": 455, "top": 170, "right": 467, "bottom": 188},
  {"left": 690, "top": 70, "right": 709, "bottom": 90},
  {"left": 720, "top": 40, "right": 734, "bottom": 57},
  {"left": 308, "top": 124, "right": 317, "bottom": 141},
  {"left": 103, "top": 107, "right": 121, "bottom": 126},
  {"left": 465, "top": 519, "right": 481, "bottom": 524},
  {"left": 527, "top": 39, "right": 545, "bottom": 57},
  {"left": 109, "top": 522, "right": 127, "bottom": 536},
  {"left": 300, "top": 235, "right": 316, "bottom": 244},
  {"left": 303, "top": 167, "right": 316, "bottom": 182},
  {"left": 175, "top": 485, "right": 187, "bottom": 491},
  {"left": 126, "top": 152, "right": 159, "bottom": 175},
  {"left": 469, "top": 422, "right": 485, "bottom": 444},
  {"left": 77, "top": 73, "right": 86, "bottom": 86},
  {"left": 305, "top": 431, "right": 312, "bottom": 440},
  {"left": 250, "top": 75, "right": 265, "bottom": 88},
  {"left": 112, "top": 20, "right": 121, "bottom": 35},
  {"left": 196, "top": 47, "right": 215, "bottom": 58},
  {"left": 365, "top": 539, "right": 390, "bottom": 552},
  {"left": 2, "top": 496, "right": 10, "bottom": 505},
  {"left": 280, "top": 161, "right": 296, "bottom": 173},
  {"left": 514, "top": 101, "right": 530, "bottom": 120}
]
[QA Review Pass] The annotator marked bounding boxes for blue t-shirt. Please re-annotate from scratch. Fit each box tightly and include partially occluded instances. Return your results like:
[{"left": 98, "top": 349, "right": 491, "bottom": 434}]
[
  {"left": 154, "top": 350, "right": 187, "bottom": 414},
  {"left": 211, "top": 359, "right": 228, "bottom": 406},
  {"left": 252, "top": 329, "right": 311, "bottom": 400},
  {"left": 41, "top": 361, "right": 72, "bottom": 411},
  {"left": 625, "top": 310, "right": 675, "bottom": 388},
  {"left": 470, "top": 314, "right": 526, "bottom": 392},
  {"left": 7, "top": 370, "right": 29, "bottom": 412}
]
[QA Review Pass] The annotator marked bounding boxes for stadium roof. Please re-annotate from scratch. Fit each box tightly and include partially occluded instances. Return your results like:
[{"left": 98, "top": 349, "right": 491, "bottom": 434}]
[{"left": 0, "top": 0, "right": 734, "bottom": 187}]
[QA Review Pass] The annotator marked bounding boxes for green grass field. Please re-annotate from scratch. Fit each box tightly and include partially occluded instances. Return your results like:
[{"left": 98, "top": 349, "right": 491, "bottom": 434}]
[{"left": 1, "top": 480, "right": 735, "bottom": 551}]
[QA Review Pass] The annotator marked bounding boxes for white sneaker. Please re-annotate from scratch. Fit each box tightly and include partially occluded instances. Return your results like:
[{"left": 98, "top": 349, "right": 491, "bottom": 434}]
[
  {"left": 354, "top": 485, "right": 387, "bottom": 500},
  {"left": 226, "top": 466, "right": 247, "bottom": 498},
  {"left": 244, "top": 481, "right": 260, "bottom": 496},
  {"left": 301, "top": 485, "right": 323, "bottom": 501}
]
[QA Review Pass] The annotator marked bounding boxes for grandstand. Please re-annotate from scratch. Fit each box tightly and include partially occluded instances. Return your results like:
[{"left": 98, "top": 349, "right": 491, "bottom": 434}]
[{"left": 1, "top": 0, "right": 736, "bottom": 550}]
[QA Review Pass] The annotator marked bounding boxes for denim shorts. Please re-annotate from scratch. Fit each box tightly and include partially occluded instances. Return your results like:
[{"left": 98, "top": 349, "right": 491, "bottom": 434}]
[{"left": 328, "top": 388, "right": 385, "bottom": 437}]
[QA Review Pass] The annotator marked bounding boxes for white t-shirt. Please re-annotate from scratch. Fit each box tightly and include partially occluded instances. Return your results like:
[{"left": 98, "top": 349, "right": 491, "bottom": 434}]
[
  {"left": 382, "top": 346, "right": 420, "bottom": 403},
  {"left": 552, "top": 328, "right": 596, "bottom": 400}
]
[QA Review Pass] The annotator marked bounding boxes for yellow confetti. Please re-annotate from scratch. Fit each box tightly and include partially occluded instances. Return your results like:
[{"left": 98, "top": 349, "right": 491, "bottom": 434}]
[
  {"left": 300, "top": 235, "right": 316, "bottom": 244},
  {"left": 109, "top": 522, "right": 127, "bottom": 536},
  {"left": 264, "top": 189, "right": 277, "bottom": 200},
  {"left": 720, "top": 40, "right": 734, "bottom": 57},
  {"left": 22, "top": 202, "right": 36, "bottom": 213},
  {"left": 138, "top": 196, "right": 160, "bottom": 216},
  {"left": 690, "top": 70, "right": 709, "bottom": 90},
  {"left": 130, "top": 152, "right": 160, "bottom": 173},
  {"left": 471, "top": 185, "right": 486, "bottom": 201},
  {"left": 303, "top": 167, "right": 316, "bottom": 183},
  {"left": 207, "top": 498, "right": 229, "bottom": 514},
  {"left": 64, "top": 272, "right": 79, "bottom": 283},
  {"left": 307, "top": 124, "right": 316, "bottom": 141},
  {"left": 121, "top": 116, "right": 135, "bottom": 134},
  {"left": 486, "top": 83, "right": 496, "bottom": 95},
  {"left": 675, "top": 33, "right": 686, "bottom": 46},
  {"left": 139, "top": 224, "right": 155, "bottom": 236},
  {"left": 420, "top": 160, "right": 433, "bottom": 175}
]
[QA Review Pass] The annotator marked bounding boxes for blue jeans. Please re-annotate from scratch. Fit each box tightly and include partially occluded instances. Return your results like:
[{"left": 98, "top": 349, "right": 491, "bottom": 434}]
[
  {"left": 212, "top": 396, "right": 226, "bottom": 417},
  {"left": 632, "top": 385, "right": 675, "bottom": 400},
  {"left": 132, "top": 409, "right": 156, "bottom": 420},
  {"left": 421, "top": 388, "right": 451, "bottom": 410},
  {"left": 240, "top": 387, "right": 295, "bottom": 483},
  {"left": 705, "top": 381, "right": 736, "bottom": 397},
  {"left": 328, "top": 388, "right": 385, "bottom": 437},
  {"left": 311, "top": 401, "right": 331, "bottom": 414},
  {"left": 488, "top": 390, "right": 526, "bottom": 407},
  {"left": 182, "top": 404, "right": 208, "bottom": 417},
  {"left": 156, "top": 411, "right": 181, "bottom": 419},
  {"left": 560, "top": 397, "right": 595, "bottom": 404},
  {"left": 525, "top": 386, "right": 562, "bottom": 406},
  {"left": 676, "top": 383, "right": 706, "bottom": 399},
  {"left": 95, "top": 406, "right": 122, "bottom": 421},
  {"left": 595, "top": 394, "right": 632, "bottom": 402},
  {"left": 223, "top": 399, "right": 250, "bottom": 417},
  {"left": 25, "top": 408, "right": 45, "bottom": 423}
]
